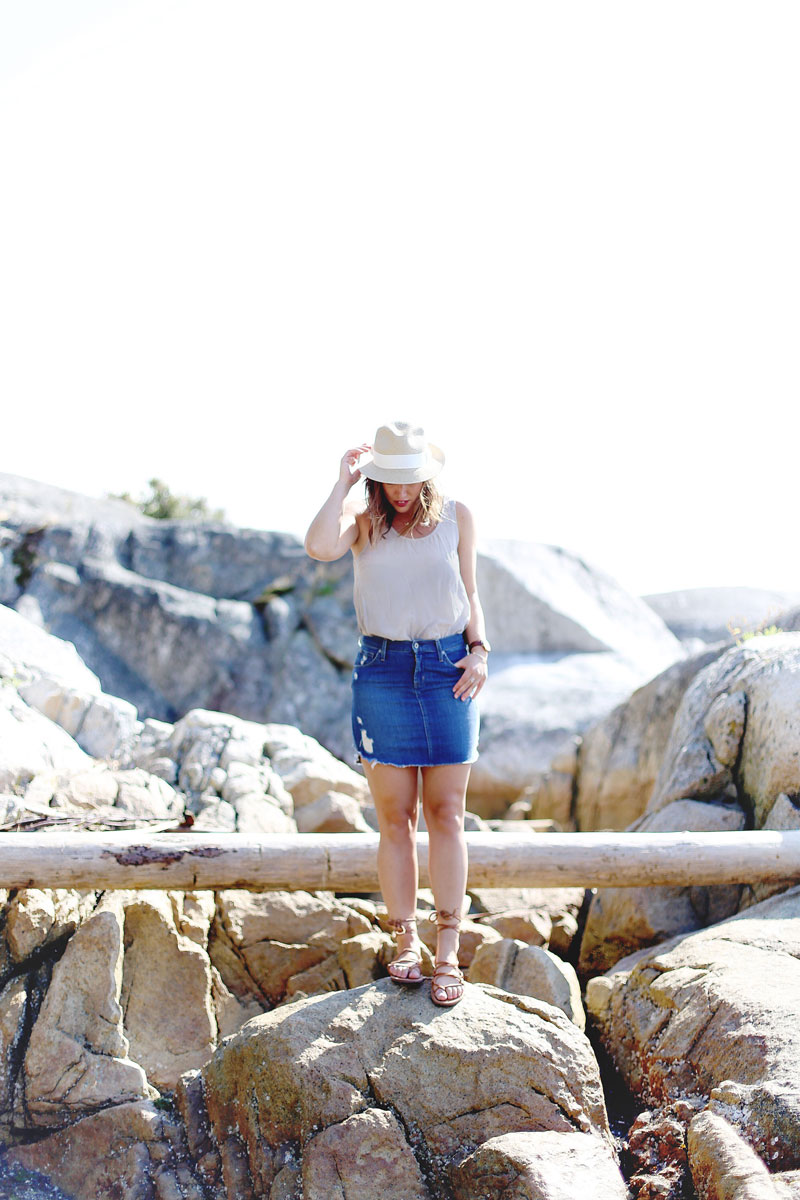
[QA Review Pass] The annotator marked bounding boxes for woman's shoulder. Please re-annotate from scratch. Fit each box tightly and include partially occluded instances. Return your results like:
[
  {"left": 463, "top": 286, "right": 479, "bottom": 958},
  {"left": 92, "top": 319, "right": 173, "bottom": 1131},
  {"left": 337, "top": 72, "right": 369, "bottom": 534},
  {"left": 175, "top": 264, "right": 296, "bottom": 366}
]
[
  {"left": 351, "top": 508, "right": 372, "bottom": 556},
  {"left": 444, "top": 498, "right": 473, "bottom": 523}
]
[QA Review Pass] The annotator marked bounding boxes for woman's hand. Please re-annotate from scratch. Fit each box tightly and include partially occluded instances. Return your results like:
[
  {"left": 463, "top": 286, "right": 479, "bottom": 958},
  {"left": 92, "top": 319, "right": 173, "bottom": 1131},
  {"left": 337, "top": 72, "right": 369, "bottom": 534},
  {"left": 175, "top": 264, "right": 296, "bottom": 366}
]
[
  {"left": 339, "top": 444, "right": 371, "bottom": 490},
  {"left": 452, "top": 651, "right": 488, "bottom": 702}
]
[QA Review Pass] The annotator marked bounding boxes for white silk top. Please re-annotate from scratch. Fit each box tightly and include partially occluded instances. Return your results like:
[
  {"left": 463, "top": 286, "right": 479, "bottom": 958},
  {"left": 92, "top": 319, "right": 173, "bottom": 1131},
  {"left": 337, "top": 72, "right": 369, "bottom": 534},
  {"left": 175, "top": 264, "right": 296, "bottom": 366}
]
[{"left": 353, "top": 498, "right": 471, "bottom": 641}]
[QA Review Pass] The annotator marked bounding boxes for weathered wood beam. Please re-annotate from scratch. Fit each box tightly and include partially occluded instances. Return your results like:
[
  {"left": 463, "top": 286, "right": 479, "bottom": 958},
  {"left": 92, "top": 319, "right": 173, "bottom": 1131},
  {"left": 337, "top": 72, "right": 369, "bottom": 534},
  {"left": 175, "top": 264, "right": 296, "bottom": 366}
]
[{"left": 0, "top": 831, "right": 799, "bottom": 892}]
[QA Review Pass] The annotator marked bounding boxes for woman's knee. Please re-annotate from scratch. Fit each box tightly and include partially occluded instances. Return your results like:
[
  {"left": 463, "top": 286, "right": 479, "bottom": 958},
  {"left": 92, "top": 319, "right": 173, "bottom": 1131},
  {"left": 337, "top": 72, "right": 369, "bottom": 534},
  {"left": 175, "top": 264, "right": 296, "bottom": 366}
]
[
  {"left": 423, "top": 796, "right": 465, "bottom": 836},
  {"left": 376, "top": 802, "right": 418, "bottom": 841}
]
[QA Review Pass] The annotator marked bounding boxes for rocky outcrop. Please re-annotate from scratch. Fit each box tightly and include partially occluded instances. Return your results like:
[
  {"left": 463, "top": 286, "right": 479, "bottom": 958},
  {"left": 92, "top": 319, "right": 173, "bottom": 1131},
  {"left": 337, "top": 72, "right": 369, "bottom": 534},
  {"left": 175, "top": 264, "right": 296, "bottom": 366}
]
[
  {"left": 572, "top": 642, "right": 726, "bottom": 832},
  {"left": 644, "top": 586, "right": 800, "bottom": 645},
  {"left": 579, "top": 633, "right": 800, "bottom": 973},
  {"left": 2, "top": 602, "right": 374, "bottom": 836},
  {"left": 587, "top": 887, "right": 800, "bottom": 1198},
  {"left": 7, "top": 1100, "right": 204, "bottom": 1200},
  {"left": 2, "top": 472, "right": 684, "bottom": 802},
  {"left": 191, "top": 979, "right": 623, "bottom": 1198},
  {"left": 479, "top": 540, "right": 681, "bottom": 667}
]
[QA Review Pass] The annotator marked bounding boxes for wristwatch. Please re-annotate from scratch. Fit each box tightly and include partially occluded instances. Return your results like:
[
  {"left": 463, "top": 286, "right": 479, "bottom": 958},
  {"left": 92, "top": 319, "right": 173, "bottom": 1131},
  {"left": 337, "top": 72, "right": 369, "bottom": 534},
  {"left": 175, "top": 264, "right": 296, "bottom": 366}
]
[{"left": 468, "top": 639, "right": 491, "bottom": 654}]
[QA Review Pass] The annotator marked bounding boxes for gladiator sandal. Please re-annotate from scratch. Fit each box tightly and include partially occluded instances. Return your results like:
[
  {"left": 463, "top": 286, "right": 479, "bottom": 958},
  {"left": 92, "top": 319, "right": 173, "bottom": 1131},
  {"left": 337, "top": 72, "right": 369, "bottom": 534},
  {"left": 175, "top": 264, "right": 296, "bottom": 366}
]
[
  {"left": 430, "top": 908, "right": 465, "bottom": 1008},
  {"left": 386, "top": 916, "right": 424, "bottom": 986}
]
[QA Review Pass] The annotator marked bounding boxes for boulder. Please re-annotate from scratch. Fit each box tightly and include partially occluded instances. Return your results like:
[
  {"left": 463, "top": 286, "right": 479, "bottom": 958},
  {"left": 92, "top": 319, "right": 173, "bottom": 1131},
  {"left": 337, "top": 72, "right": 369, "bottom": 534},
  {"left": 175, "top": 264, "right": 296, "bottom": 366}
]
[
  {"left": 587, "top": 886, "right": 800, "bottom": 1188},
  {"left": 579, "top": 798, "right": 746, "bottom": 975},
  {"left": 20, "top": 908, "right": 153, "bottom": 1127},
  {"left": 0, "top": 472, "right": 147, "bottom": 537},
  {"left": 451, "top": 1130, "right": 629, "bottom": 1200},
  {"left": 648, "top": 634, "right": 800, "bottom": 826},
  {"left": 19, "top": 675, "right": 140, "bottom": 761},
  {"left": 573, "top": 642, "right": 726, "bottom": 832},
  {"left": 0, "top": 684, "right": 91, "bottom": 792},
  {"left": 22, "top": 555, "right": 274, "bottom": 725},
  {"left": 6, "top": 1100, "right": 205, "bottom": 1200},
  {"left": 0, "top": 602, "right": 101, "bottom": 693},
  {"left": 294, "top": 789, "right": 372, "bottom": 833},
  {"left": 4, "top": 888, "right": 95, "bottom": 962},
  {"left": 197, "top": 979, "right": 613, "bottom": 1197},
  {"left": 474, "top": 907, "right": 552, "bottom": 948},
  {"left": 580, "top": 634, "right": 800, "bottom": 971},
  {"left": 688, "top": 1109, "right": 783, "bottom": 1200},
  {"left": 212, "top": 890, "right": 374, "bottom": 1006},
  {"left": 126, "top": 519, "right": 308, "bottom": 603},
  {"left": 469, "top": 938, "right": 585, "bottom": 1029},
  {"left": 264, "top": 722, "right": 368, "bottom": 808},
  {"left": 119, "top": 893, "right": 217, "bottom": 1092},
  {"left": 478, "top": 541, "right": 681, "bottom": 668}
]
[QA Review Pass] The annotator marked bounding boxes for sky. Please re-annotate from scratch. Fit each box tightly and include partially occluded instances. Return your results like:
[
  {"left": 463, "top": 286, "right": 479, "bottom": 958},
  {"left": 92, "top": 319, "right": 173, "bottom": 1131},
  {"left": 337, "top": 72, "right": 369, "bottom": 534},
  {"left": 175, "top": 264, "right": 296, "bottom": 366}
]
[{"left": 1, "top": 1, "right": 798, "bottom": 597}]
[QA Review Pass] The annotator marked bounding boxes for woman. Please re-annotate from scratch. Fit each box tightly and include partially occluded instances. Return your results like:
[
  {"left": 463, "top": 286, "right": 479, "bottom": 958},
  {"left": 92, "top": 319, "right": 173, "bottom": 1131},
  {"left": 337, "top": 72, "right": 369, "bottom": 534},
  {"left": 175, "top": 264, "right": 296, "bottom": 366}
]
[{"left": 304, "top": 420, "right": 489, "bottom": 1007}]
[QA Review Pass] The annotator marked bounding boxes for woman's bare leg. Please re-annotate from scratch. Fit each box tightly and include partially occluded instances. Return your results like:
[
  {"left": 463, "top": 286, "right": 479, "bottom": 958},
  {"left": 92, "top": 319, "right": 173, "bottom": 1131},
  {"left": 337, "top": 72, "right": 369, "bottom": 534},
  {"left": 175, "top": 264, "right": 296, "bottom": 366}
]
[
  {"left": 362, "top": 761, "right": 421, "bottom": 980},
  {"left": 421, "top": 763, "right": 470, "bottom": 1001}
]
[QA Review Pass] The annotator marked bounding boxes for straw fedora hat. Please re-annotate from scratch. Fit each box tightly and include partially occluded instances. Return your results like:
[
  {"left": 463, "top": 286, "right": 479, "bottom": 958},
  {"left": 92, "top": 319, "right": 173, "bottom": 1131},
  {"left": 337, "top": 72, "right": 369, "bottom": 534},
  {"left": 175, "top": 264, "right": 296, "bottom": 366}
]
[{"left": 359, "top": 421, "right": 445, "bottom": 484}]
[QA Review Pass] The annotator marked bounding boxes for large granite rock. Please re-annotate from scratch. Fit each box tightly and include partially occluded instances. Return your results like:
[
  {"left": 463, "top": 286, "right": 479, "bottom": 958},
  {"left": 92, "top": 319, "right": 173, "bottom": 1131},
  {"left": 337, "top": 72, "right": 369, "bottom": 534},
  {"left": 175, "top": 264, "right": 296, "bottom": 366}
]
[
  {"left": 469, "top": 938, "right": 585, "bottom": 1029},
  {"left": 573, "top": 642, "right": 726, "bottom": 832},
  {"left": 193, "top": 978, "right": 618, "bottom": 1198},
  {"left": 587, "top": 887, "right": 800, "bottom": 1198},
  {"left": 647, "top": 633, "right": 800, "bottom": 827},
  {"left": 579, "top": 633, "right": 800, "bottom": 972},
  {"left": 452, "top": 1129, "right": 630, "bottom": 1200},
  {"left": 19, "top": 908, "right": 153, "bottom": 1128},
  {"left": 479, "top": 540, "right": 681, "bottom": 666}
]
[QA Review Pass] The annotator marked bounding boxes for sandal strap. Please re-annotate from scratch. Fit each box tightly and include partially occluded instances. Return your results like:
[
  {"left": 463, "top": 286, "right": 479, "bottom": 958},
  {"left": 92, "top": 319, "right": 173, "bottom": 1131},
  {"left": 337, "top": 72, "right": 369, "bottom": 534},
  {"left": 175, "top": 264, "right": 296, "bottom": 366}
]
[
  {"left": 391, "top": 948, "right": 422, "bottom": 965},
  {"left": 431, "top": 908, "right": 462, "bottom": 930},
  {"left": 387, "top": 915, "right": 418, "bottom": 934},
  {"left": 432, "top": 960, "right": 464, "bottom": 987}
]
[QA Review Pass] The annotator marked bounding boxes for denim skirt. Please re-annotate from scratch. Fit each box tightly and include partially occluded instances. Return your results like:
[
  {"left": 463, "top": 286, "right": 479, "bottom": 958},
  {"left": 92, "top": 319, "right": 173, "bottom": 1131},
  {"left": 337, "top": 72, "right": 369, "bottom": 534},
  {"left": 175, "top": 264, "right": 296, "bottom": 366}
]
[{"left": 351, "top": 633, "right": 479, "bottom": 767}]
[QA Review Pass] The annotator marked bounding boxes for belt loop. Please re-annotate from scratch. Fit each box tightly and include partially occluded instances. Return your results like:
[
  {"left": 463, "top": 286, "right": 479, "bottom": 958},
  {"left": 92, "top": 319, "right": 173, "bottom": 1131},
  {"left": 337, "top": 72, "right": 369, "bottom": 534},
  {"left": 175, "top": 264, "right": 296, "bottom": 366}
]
[
  {"left": 379, "top": 638, "right": 388, "bottom": 661},
  {"left": 435, "top": 637, "right": 444, "bottom": 662}
]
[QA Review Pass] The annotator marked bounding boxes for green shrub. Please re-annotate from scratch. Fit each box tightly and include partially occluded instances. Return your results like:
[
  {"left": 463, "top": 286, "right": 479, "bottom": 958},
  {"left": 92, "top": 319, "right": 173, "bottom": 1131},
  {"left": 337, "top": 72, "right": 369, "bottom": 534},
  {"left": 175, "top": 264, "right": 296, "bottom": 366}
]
[{"left": 110, "top": 478, "right": 226, "bottom": 522}]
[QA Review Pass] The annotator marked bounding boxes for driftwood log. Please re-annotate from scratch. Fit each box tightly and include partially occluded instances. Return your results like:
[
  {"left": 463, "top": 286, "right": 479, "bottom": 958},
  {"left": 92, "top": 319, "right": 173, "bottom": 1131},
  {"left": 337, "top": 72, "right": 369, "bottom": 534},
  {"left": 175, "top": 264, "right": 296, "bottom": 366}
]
[{"left": 0, "top": 830, "right": 799, "bottom": 891}]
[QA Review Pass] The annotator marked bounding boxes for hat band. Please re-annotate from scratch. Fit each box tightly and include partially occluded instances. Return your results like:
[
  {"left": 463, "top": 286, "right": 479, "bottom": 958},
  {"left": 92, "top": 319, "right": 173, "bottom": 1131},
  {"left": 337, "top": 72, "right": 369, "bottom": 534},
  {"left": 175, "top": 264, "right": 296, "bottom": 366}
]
[{"left": 371, "top": 449, "right": 429, "bottom": 469}]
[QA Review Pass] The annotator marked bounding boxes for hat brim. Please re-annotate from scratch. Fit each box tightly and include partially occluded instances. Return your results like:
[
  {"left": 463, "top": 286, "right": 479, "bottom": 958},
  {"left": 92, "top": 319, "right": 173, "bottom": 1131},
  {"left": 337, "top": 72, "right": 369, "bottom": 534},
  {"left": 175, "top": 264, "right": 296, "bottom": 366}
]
[{"left": 359, "top": 443, "right": 445, "bottom": 484}]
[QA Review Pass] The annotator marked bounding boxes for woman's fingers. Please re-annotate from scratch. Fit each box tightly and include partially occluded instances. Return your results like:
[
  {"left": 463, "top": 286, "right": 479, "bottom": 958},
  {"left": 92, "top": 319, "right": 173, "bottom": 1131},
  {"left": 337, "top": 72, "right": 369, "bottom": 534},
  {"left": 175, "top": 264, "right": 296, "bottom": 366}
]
[
  {"left": 339, "top": 444, "right": 372, "bottom": 482},
  {"left": 452, "top": 655, "right": 487, "bottom": 701}
]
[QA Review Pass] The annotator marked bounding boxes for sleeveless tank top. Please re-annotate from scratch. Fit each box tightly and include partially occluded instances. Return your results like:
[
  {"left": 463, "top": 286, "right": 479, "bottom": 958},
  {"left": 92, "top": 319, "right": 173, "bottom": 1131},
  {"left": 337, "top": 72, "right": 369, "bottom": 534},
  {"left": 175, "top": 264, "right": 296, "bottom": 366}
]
[{"left": 353, "top": 498, "right": 471, "bottom": 640}]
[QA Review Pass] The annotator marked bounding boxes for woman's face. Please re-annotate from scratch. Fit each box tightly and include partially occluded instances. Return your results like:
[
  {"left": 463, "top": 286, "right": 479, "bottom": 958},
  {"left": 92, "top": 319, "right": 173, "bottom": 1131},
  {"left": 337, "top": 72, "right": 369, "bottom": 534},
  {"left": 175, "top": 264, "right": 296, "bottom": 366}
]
[{"left": 382, "top": 481, "right": 423, "bottom": 514}]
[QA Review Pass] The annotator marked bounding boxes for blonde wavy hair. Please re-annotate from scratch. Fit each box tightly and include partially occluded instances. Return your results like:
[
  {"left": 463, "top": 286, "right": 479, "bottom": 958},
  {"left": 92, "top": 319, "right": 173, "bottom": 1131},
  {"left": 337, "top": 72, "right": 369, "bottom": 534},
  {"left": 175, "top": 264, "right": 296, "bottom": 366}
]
[{"left": 364, "top": 479, "right": 444, "bottom": 544}]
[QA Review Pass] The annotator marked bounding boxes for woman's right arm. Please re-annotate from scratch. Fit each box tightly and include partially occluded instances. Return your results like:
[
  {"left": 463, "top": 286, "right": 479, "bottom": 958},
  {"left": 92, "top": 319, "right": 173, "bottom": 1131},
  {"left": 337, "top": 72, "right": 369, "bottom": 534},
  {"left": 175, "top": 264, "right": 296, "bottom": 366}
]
[{"left": 304, "top": 445, "right": 370, "bottom": 561}]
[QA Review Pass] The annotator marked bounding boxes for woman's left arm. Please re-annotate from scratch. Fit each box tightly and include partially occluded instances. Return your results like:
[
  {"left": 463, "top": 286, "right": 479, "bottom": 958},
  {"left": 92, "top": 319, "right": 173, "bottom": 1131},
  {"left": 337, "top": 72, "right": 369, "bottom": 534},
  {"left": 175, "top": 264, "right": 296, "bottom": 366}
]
[{"left": 453, "top": 501, "right": 489, "bottom": 701}]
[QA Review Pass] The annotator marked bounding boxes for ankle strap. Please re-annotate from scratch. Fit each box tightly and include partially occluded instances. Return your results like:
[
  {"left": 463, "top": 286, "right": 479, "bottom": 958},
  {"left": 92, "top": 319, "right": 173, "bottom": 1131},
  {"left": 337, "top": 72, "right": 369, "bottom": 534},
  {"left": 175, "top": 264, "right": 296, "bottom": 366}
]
[
  {"left": 431, "top": 908, "right": 462, "bottom": 930},
  {"left": 387, "top": 916, "right": 417, "bottom": 934}
]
